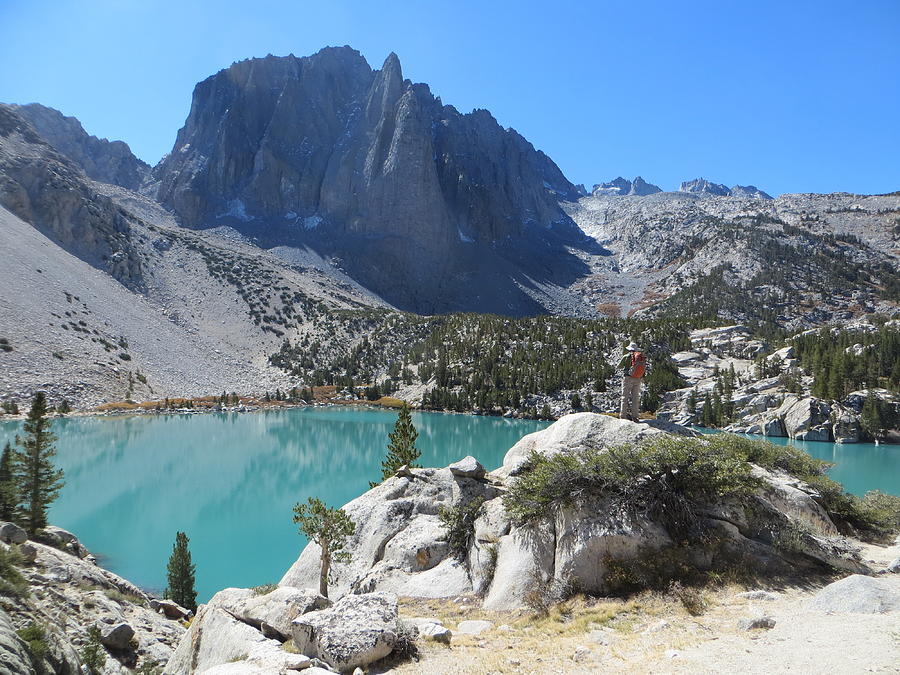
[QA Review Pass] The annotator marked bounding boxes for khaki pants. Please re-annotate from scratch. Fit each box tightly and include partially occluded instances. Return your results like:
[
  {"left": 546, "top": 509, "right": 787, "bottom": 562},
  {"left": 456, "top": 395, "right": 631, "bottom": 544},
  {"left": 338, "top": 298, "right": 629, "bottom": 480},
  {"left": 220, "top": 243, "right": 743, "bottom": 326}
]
[{"left": 620, "top": 376, "right": 642, "bottom": 420}]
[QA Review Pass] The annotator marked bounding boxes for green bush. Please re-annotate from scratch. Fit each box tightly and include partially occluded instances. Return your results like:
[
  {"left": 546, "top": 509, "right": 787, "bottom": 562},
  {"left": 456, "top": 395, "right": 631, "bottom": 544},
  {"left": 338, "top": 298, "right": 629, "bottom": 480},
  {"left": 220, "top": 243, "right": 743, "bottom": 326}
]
[
  {"left": 504, "top": 435, "right": 761, "bottom": 537},
  {"left": 79, "top": 625, "right": 106, "bottom": 672},
  {"left": 251, "top": 583, "right": 278, "bottom": 596},
  {"left": 0, "top": 547, "right": 28, "bottom": 598},
  {"left": 438, "top": 496, "right": 485, "bottom": 559},
  {"left": 505, "top": 433, "right": 900, "bottom": 544},
  {"left": 17, "top": 622, "right": 48, "bottom": 660}
]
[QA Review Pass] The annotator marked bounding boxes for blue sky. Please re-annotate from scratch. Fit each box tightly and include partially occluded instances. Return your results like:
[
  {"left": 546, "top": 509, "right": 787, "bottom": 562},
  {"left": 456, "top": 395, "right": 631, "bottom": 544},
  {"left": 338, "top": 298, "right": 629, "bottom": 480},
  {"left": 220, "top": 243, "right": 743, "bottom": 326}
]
[{"left": 1, "top": 0, "right": 898, "bottom": 196}]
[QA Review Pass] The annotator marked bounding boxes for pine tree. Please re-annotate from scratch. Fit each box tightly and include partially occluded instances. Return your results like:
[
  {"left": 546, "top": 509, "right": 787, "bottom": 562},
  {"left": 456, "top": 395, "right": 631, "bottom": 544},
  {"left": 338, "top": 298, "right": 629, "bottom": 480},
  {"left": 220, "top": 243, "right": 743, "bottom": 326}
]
[
  {"left": 373, "top": 403, "right": 420, "bottom": 485},
  {"left": 165, "top": 531, "right": 197, "bottom": 612},
  {"left": 292, "top": 497, "right": 355, "bottom": 598},
  {"left": 11, "top": 392, "right": 64, "bottom": 535},
  {"left": 860, "top": 393, "right": 883, "bottom": 440},
  {"left": 0, "top": 442, "right": 16, "bottom": 521}
]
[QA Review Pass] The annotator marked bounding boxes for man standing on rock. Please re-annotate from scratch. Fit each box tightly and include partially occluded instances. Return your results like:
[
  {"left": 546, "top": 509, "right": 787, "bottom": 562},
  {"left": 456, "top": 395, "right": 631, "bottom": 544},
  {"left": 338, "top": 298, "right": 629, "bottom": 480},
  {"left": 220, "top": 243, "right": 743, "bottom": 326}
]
[{"left": 618, "top": 341, "right": 647, "bottom": 422}]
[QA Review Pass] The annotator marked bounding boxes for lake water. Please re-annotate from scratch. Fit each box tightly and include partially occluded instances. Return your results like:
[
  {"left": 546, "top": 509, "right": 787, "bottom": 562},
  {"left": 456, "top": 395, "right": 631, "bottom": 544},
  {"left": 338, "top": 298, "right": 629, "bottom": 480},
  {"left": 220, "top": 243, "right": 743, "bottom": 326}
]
[{"left": 0, "top": 407, "right": 549, "bottom": 602}]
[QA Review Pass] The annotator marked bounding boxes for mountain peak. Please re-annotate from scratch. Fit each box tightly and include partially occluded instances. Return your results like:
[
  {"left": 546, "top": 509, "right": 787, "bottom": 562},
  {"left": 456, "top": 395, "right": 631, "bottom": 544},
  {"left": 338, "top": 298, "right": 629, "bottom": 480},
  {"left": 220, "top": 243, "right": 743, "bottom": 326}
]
[
  {"left": 680, "top": 177, "right": 772, "bottom": 199},
  {"left": 592, "top": 176, "right": 661, "bottom": 197}
]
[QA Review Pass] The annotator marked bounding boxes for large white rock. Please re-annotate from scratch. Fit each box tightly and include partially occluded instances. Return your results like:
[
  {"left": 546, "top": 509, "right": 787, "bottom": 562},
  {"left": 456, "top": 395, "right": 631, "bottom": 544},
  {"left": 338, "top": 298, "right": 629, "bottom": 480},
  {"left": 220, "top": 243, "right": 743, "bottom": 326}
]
[
  {"left": 0, "top": 608, "right": 32, "bottom": 675},
  {"left": 291, "top": 592, "right": 400, "bottom": 672},
  {"left": 280, "top": 467, "right": 499, "bottom": 599},
  {"left": 483, "top": 522, "right": 556, "bottom": 610},
  {"left": 776, "top": 396, "right": 832, "bottom": 441},
  {"left": 807, "top": 575, "right": 900, "bottom": 613},
  {"left": 163, "top": 605, "right": 307, "bottom": 675},
  {"left": 205, "top": 586, "right": 329, "bottom": 640}
]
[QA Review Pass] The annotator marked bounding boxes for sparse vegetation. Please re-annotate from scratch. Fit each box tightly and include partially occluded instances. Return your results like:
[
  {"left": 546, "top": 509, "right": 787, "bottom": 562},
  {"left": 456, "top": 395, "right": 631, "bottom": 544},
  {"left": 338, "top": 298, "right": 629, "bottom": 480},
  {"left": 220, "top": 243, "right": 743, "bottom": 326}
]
[
  {"left": 438, "top": 496, "right": 485, "bottom": 560},
  {"left": 251, "top": 583, "right": 278, "bottom": 596},
  {"left": 0, "top": 546, "right": 28, "bottom": 598},
  {"left": 17, "top": 622, "right": 48, "bottom": 661},
  {"left": 79, "top": 625, "right": 106, "bottom": 672}
]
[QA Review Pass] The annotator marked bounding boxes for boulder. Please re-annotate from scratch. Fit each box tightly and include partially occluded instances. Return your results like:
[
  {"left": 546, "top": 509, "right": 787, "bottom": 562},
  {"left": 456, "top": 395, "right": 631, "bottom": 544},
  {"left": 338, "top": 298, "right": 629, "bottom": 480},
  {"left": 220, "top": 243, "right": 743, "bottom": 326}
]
[
  {"left": 761, "top": 417, "right": 786, "bottom": 437},
  {"left": 887, "top": 558, "right": 900, "bottom": 574},
  {"left": 100, "top": 622, "right": 135, "bottom": 650},
  {"left": 151, "top": 598, "right": 192, "bottom": 620},
  {"left": 752, "top": 466, "right": 838, "bottom": 536},
  {"left": 807, "top": 575, "right": 900, "bottom": 613},
  {"left": 448, "top": 456, "right": 485, "bottom": 479},
  {"left": 737, "top": 590, "right": 778, "bottom": 601},
  {"left": 291, "top": 592, "right": 400, "bottom": 672},
  {"left": 40, "top": 525, "right": 91, "bottom": 558},
  {"left": 18, "top": 541, "right": 37, "bottom": 564},
  {"left": 455, "top": 620, "right": 493, "bottom": 635},
  {"left": 832, "top": 407, "right": 860, "bottom": 444},
  {"left": 206, "top": 586, "right": 329, "bottom": 640},
  {"left": 738, "top": 616, "right": 776, "bottom": 630},
  {"left": 0, "top": 522, "right": 26, "bottom": 545},
  {"left": 164, "top": 605, "right": 307, "bottom": 675},
  {"left": 0, "top": 608, "right": 32, "bottom": 675},
  {"left": 417, "top": 622, "right": 452, "bottom": 644}
]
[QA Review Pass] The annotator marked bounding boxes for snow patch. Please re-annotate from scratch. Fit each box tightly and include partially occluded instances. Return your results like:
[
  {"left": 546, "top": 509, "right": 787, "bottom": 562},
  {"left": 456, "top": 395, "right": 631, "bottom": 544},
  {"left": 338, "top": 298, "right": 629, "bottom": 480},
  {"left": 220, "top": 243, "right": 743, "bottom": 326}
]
[
  {"left": 284, "top": 211, "right": 298, "bottom": 220},
  {"left": 458, "top": 228, "right": 475, "bottom": 244},
  {"left": 303, "top": 215, "right": 322, "bottom": 230},
  {"left": 217, "top": 199, "right": 253, "bottom": 222}
]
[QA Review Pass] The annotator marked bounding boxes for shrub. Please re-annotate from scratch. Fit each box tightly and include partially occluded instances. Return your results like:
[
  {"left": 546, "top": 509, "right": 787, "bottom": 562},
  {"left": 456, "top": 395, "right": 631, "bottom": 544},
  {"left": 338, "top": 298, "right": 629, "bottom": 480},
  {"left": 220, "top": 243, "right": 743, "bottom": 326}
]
[
  {"left": 438, "top": 496, "right": 485, "bottom": 559},
  {"left": 504, "top": 435, "right": 761, "bottom": 538},
  {"left": 104, "top": 588, "right": 145, "bottom": 605},
  {"left": 391, "top": 620, "right": 419, "bottom": 662},
  {"left": 0, "top": 547, "right": 28, "bottom": 598},
  {"left": 504, "top": 433, "right": 899, "bottom": 542},
  {"left": 251, "top": 583, "right": 278, "bottom": 596},
  {"left": 17, "top": 622, "right": 48, "bottom": 660},
  {"left": 523, "top": 569, "right": 575, "bottom": 616},
  {"left": 856, "top": 491, "right": 900, "bottom": 539},
  {"left": 79, "top": 625, "right": 106, "bottom": 672},
  {"left": 669, "top": 581, "right": 709, "bottom": 616}
]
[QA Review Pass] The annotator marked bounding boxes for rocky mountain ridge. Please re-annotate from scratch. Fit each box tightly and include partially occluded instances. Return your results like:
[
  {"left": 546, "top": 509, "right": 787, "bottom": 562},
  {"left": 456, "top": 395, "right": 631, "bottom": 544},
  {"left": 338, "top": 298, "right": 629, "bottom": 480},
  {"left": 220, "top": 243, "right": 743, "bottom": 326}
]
[{"left": 12, "top": 103, "right": 149, "bottom": 191}]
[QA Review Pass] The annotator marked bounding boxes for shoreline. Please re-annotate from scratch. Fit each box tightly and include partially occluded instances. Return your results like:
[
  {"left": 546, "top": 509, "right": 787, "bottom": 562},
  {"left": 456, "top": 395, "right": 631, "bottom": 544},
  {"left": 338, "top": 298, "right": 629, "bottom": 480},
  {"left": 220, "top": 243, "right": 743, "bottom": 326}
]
[{"left": 2, "top": 396, "right": 898, "bottom": 446}]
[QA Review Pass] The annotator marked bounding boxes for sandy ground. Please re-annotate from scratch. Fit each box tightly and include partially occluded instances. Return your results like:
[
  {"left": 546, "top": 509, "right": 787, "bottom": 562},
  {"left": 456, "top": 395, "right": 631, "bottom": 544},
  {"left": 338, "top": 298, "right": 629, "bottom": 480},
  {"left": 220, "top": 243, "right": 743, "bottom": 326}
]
[{"left": 384, "top": 537, "right": 900, "bottom": 675}]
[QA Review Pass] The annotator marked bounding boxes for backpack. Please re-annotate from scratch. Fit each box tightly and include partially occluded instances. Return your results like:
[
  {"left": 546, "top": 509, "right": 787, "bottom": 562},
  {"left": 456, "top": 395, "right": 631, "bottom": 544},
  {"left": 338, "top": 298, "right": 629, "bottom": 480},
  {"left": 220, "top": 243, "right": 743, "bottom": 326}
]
[{"left": 628, "top": 351, "right": 646, "bottom": 378}]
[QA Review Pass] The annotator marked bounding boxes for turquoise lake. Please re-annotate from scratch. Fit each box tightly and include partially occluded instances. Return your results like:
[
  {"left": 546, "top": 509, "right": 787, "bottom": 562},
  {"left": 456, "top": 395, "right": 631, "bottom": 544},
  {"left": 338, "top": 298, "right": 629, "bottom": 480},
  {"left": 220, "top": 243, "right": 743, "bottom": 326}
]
[
  {"left": 0, "top": 407, "right": 549, "bottom": 602},
  {"left": 1, "top": 409, "right": 898, "bottom": 603}
]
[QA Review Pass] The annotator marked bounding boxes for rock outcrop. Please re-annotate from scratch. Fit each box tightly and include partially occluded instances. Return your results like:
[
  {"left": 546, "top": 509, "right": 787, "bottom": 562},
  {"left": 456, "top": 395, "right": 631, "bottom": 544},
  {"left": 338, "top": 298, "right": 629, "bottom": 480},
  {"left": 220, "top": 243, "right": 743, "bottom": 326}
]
[
  {"left": 1, "top": 527, "right": 185, "bottom": 674},
  {"left": 12, "top": 103, "right": 150, "bottom": 190},
  {"left": 281, "top": 413, "right": 868, "bottom": 612},
  {"left": 152, "top": 47, "right": 592, "bottom": 315}
]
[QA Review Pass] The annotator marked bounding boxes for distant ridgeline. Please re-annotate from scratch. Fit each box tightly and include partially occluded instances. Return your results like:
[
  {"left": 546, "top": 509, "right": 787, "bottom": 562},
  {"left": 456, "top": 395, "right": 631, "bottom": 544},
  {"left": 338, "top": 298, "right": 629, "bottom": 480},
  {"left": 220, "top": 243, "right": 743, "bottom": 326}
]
[{"left": 645, "top": 219, "right": 900, "bottom": 340}]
